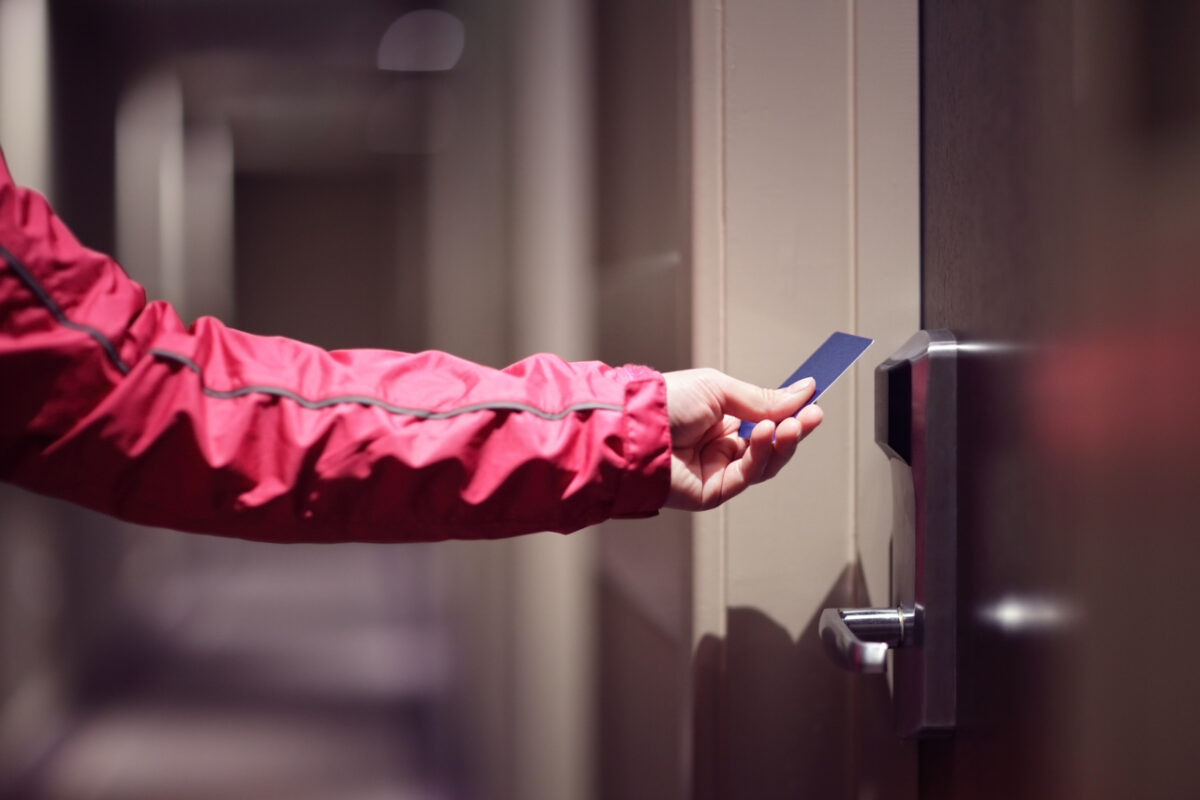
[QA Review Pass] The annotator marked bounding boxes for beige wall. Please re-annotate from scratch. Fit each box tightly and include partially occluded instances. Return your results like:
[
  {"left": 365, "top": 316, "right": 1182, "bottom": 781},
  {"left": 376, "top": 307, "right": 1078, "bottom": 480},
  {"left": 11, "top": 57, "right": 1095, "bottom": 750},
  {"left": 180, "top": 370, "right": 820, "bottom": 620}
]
[{"left": 690, "top": 0, "right": 919, "bottom": 795}]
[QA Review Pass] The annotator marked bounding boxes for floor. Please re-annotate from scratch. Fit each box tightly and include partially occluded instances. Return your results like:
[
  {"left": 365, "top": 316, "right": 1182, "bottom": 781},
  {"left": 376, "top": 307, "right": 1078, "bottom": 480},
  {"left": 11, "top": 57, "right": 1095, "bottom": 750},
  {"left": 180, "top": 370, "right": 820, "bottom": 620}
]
[{"left": 13, "top": 538, "right": 460, "bottom": 800}]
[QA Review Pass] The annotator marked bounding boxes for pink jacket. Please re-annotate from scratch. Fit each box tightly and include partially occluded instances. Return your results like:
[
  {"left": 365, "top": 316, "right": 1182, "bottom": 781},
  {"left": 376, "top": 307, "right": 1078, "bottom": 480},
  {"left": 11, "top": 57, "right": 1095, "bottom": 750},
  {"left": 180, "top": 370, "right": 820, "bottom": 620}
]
[{"left": 0, "top": 155, "right": 671, "bottom": 542}]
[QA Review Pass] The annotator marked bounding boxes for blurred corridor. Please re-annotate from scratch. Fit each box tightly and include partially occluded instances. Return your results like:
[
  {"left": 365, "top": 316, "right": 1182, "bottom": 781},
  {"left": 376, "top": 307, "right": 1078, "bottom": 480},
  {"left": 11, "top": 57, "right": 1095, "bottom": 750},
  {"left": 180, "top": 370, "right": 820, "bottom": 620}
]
[
  {"left": 7, "top": 537, "right": 455, "bottom": 799},
  {"left": 0, "top": 0, "right": 690, "bottom": 798}
]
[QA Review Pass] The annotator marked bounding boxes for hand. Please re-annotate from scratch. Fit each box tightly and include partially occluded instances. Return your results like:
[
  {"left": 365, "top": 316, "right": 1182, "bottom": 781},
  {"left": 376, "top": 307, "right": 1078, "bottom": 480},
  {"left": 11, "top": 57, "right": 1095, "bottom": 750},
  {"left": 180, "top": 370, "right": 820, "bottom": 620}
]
[{"left": 662, "top": 368, "right": 823, "bottom": 511}]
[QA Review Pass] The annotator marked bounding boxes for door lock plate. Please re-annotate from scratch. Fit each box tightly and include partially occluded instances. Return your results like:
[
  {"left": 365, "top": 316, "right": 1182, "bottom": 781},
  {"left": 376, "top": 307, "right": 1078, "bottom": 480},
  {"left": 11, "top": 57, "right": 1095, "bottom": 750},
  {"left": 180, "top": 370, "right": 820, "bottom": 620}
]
[{"left": 819, "top": 329, "right": 958, "bottom": 737}]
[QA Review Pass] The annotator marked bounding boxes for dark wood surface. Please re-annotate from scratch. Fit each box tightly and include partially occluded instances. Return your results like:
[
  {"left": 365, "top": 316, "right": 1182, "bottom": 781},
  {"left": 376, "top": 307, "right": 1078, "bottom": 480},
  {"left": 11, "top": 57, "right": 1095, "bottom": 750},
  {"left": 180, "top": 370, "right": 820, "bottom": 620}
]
[{"left": 921, "top": 1, "right": 1200, "bottom": 798}]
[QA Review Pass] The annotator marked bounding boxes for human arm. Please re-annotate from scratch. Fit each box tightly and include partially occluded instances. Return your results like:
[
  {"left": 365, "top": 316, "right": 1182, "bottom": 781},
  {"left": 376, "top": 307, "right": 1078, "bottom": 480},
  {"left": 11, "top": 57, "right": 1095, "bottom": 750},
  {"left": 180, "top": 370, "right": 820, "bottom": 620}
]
[
  {"left": 0, "top": 155, "right": 670, "bottom": 542},
  {"left": 0, "top": 153, "right": 818, "bottom": 541}
]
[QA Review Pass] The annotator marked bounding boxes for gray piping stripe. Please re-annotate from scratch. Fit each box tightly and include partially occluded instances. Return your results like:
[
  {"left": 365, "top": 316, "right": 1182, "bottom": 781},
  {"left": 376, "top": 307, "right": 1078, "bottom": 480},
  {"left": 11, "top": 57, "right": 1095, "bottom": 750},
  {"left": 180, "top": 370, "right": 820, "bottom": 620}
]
[
  {"left": 0, "top": 240, "right": 621, "bottom": 419},
  {"left": 1, "top": 242, "right": 131, "bottom": 375},
  {"left": 150, "top": 348, "right": 624, "bottom": 421}
]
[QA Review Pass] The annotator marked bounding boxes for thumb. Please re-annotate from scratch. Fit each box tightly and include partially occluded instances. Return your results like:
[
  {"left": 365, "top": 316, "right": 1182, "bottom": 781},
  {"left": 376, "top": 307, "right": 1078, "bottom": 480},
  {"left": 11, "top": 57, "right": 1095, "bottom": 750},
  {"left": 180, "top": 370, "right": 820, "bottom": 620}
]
[{"left": 712, "top": 374, "right": 814, "bottom": 422}]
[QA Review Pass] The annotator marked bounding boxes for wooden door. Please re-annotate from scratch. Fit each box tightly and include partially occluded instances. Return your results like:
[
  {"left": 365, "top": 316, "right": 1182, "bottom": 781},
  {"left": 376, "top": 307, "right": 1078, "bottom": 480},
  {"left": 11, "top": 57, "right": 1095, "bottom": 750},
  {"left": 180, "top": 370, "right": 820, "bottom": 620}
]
[{"left": 921, "top": 1, "right": 1200, "bottom": 797}]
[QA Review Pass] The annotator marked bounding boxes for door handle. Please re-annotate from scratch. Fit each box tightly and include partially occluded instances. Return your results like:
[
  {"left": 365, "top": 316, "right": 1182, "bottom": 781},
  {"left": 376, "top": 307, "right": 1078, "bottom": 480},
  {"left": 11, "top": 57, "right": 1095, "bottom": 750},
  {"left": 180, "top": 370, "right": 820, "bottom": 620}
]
[
  {"left": 819, "top": 607, "right": 917, "bottom": 673},
  {"left": 818, "top": 329, "right": 958, "bottom": 737}
]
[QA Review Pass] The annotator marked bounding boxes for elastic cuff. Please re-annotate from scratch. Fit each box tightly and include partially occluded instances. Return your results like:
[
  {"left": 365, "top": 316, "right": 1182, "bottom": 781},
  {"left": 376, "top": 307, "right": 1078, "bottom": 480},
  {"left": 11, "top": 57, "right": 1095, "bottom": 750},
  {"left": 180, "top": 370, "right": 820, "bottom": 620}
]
[{"left": 611, "top": 365, "right": 671, "bottom": 517}]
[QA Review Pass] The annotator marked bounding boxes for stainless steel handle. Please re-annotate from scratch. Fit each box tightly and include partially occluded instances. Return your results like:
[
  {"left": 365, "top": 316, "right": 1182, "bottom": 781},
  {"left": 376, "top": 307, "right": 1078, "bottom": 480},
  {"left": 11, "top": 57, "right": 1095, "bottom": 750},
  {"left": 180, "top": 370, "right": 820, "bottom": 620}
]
[{"left": 818, "top": 607, "right": 917, "bottom": 674}]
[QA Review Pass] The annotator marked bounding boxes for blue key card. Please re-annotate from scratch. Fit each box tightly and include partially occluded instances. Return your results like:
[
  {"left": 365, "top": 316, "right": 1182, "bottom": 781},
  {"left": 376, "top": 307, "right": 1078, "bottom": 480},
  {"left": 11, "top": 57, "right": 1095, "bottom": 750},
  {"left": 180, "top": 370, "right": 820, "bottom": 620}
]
[{"left": 737, "top": 331, "right": 874, "bottom": 438}]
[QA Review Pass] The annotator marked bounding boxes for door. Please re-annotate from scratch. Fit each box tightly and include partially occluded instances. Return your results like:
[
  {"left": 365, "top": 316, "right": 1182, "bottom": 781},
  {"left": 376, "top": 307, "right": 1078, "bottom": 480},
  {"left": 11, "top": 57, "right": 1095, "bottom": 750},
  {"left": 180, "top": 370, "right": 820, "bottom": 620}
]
[{"left": 920, "top": 1, "right": 1200, "bottom": 798}]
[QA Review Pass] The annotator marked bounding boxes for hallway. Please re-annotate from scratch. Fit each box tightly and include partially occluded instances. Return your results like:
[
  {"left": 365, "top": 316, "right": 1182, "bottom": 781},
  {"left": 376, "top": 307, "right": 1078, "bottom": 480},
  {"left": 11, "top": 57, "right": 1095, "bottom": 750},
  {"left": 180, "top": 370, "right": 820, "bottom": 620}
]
[{"left": 13, "top": 540, "right": 459, "bottom": 800}]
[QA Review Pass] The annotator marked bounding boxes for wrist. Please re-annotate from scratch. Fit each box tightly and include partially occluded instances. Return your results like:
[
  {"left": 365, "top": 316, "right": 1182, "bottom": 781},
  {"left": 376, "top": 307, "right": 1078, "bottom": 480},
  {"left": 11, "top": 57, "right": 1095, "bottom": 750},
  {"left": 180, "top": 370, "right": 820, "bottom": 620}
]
[{"left": 610, "top": 366, "right": 672, "bottom": 516}]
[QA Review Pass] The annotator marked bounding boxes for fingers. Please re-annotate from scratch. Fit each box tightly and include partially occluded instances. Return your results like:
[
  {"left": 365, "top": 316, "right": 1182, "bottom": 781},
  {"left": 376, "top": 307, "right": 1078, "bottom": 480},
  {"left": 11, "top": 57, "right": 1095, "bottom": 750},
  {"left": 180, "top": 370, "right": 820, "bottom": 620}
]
[
  {"left": 743, "top": 411, "right": 808, "bottom": 482},
  {"left": 725, "top": 405, "right": 825, "bottom": 501},
  {"left": 796, "top": 403, "right": 823, "bottom": 433},
  {"left": 710, "top": 372, "right": 815, "bottom": 424},
  {"left": 707, "top": 419, "right": 772, "bottom": 505},
  {"left": 760, "top": 415, "right": 801, "bottom": 481},
  {"left": 739, "top": 419, "right": 777, "bottom": 485}
]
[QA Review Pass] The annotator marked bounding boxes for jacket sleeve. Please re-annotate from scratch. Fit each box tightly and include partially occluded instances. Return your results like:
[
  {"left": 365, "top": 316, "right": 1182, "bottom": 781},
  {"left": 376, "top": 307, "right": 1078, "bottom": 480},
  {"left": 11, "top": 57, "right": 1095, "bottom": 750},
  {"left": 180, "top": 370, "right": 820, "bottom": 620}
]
[{"left": 0, "top": 156, "right": 671, "bottom": 543}]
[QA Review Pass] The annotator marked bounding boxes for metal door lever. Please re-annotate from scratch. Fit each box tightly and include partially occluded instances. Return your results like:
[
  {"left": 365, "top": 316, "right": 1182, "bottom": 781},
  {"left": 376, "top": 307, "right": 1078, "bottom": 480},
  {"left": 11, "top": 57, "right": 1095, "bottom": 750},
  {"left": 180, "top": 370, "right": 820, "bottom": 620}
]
[
  {"left": 817, "top": 329, "right": 959, "bottom": 737},
  {"left": 819, "top": 606, "right": 918, "bottom": 674}
]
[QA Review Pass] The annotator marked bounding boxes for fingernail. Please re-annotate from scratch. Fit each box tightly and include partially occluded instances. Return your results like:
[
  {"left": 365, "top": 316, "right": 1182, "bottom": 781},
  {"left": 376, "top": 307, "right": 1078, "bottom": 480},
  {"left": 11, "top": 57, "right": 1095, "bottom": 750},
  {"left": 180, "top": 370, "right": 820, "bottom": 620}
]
[{"left": 787, "top": 378, "right": 815, "bottom": 393}]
